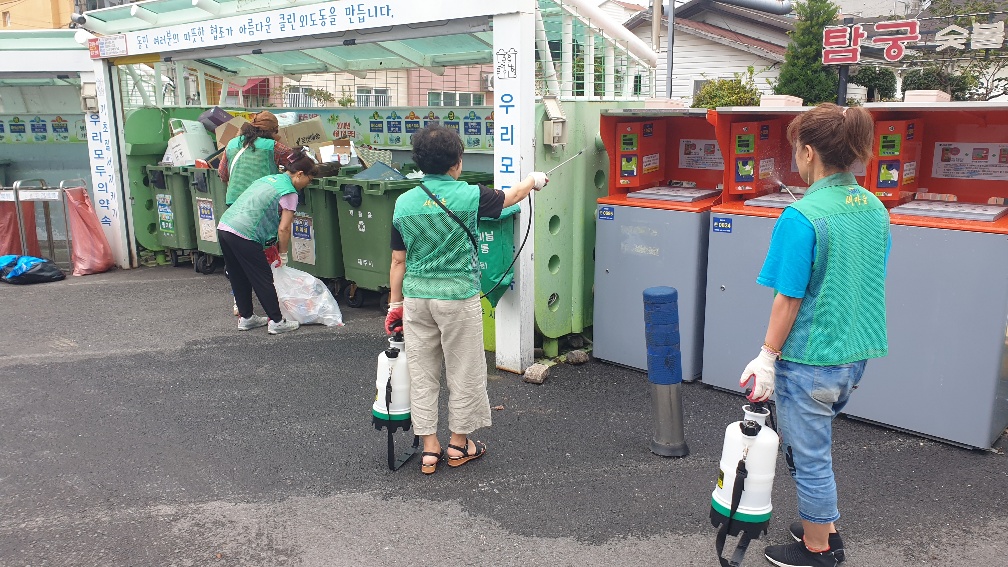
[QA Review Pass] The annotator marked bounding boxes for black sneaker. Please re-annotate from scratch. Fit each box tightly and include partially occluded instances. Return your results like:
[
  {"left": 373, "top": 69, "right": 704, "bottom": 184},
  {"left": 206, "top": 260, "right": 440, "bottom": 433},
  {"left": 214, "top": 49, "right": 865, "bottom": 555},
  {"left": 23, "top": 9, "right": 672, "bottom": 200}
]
[
  {"left": 789, "top": 522, "right": 845, "bottom": 563},
  {"left": 764, "top": 541, "right": 841, "bottom": 567}
]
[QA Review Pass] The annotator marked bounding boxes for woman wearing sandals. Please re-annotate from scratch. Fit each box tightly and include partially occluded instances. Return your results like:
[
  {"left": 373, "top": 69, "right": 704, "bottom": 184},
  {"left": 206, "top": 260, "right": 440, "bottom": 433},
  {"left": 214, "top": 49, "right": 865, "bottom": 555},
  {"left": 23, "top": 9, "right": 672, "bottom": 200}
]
[{"left": 385, "top": 124, "right": 548, "bottom": 474}]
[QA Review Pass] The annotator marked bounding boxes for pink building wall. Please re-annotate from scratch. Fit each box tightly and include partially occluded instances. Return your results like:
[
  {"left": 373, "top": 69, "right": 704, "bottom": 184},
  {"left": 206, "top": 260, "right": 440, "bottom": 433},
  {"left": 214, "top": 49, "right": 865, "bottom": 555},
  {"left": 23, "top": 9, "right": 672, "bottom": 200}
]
[{"left": 407, "top": 65, "right": 495, "bottom": 107}]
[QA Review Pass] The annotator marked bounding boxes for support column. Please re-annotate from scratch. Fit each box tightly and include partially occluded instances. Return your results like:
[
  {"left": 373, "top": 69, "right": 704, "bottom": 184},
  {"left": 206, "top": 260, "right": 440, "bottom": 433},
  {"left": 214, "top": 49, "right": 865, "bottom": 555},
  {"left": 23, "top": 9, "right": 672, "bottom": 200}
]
[
  {"left": 493, "top": 4, "right": 536, "bottom": 374},
  {"left": 82, "top": 58, "right": 131, "bottom": 268}
]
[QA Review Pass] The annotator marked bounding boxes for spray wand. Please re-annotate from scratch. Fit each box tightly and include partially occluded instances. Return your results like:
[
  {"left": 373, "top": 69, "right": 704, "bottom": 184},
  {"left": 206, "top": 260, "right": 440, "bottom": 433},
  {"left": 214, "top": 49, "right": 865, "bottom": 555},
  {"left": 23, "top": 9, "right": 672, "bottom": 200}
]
[{"left": 546, "top": 148, "right": 587, "bottom": 176}]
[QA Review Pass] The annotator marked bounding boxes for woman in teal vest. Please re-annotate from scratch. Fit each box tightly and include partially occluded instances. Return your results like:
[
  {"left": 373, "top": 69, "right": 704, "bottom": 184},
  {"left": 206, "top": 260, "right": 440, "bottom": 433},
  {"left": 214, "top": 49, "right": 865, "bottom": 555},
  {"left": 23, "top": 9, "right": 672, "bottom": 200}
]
[
  {"left": 217, "top": 111, "right": 293, "bottom": 315},
  {"left": 216, "top": 148, "right": 317, "bottom": 335},
  {"left": 217, "top": 111, "right": 294, "bottom": 205},
  {"left": 385, "top": 124, "right": 548, "bottom": 474},
  {"left": 739, "top": 104, "right": 891, "bottom": 567}
]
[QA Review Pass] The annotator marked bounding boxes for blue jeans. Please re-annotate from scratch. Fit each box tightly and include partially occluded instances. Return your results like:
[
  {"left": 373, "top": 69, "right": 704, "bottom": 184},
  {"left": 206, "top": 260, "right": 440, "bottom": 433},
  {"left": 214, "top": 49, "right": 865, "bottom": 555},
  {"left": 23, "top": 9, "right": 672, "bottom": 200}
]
[{"left": 775, "top": 359, "right": 866, "bottom": 524}]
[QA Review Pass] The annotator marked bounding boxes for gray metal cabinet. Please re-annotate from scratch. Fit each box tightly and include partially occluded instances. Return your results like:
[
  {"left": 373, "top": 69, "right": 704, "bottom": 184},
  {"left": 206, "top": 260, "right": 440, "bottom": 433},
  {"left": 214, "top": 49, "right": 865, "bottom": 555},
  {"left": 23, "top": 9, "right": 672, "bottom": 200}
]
[{"left": 593, "top": 204, "right": 710, "bottom": 381}]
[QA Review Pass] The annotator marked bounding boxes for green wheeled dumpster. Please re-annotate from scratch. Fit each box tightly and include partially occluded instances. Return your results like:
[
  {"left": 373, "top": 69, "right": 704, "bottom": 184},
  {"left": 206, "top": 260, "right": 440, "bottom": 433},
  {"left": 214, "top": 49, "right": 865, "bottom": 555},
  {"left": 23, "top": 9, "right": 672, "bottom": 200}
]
[
  {"left": 188, "top": 167, "right": 228, "bottom": 274},
  {"left": 284, "top": 176, "right": 345, "bottom": 284},
  {"left": 146, "top": 164, "right": 197, "bottom": 267},
  {"left": 334, "top": 171, "right": 493, "bottom": 309}
]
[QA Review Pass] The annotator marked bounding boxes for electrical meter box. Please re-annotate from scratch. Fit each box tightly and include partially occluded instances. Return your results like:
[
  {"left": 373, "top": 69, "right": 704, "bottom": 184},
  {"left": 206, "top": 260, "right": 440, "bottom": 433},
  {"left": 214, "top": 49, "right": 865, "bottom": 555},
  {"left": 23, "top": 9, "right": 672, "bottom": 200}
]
[
  {"left": 616, "top": 121, "right": 666, "bottom": 189},
  {"left": 865, "top": 119, "right": 922, "bottom": 205},
  {"left": 728, "top": 120, "right": 782, "bottom": 196}
]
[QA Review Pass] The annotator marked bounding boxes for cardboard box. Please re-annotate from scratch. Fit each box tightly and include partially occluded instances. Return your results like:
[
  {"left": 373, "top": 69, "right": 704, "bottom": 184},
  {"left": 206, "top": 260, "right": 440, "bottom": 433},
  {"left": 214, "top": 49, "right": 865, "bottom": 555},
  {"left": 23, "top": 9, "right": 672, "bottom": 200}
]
[
  {"left": 165, "top": 127, "right": 217, "bottom": 166},
  {"left": 332, "top": 138, "right": 354, "bottom": 165},
  {"left": 277, "top": 117, "right": 329, "bottom": 149},
  {"left": 214, "top": 116, "right": 249, "bottom": 150}
]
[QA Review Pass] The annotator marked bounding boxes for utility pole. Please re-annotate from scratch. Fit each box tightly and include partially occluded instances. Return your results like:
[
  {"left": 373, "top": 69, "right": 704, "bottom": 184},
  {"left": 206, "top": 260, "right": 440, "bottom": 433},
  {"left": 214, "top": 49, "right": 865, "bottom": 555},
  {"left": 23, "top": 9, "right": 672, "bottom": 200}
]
[{"left": 837, "top": 16, "right": 854, "bottom": 105}]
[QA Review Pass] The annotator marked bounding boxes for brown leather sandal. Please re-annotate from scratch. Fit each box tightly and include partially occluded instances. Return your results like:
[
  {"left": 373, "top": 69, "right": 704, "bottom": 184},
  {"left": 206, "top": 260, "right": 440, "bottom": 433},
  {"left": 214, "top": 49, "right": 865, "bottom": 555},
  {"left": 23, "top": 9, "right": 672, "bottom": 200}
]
[
  {"left": 421, "top": 448, "right": 444, "bottom": 475},
  {"left": 446, "top": 438, "right": 486, "bottom": 467}
]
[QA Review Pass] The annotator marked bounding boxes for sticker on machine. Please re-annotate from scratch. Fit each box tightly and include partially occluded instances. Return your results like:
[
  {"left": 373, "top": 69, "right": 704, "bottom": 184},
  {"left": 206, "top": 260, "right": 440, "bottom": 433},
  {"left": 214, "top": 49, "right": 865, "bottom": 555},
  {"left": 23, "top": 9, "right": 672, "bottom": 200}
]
[
  {"left": 933, "top": 142, "right": 1008, "bottom": 180},
  {"left": 712, "top": 217, "right": 732, "bottom": 233},
  {"left": 679, "top": 139, "right": 724, "bottom": 170},
  {"left": 291, "top": 213, "right": 316, "bottom": 265},
  {"left": 642, "top": 153, "right": 660, "bottom": 174},
  {"left": 598, "top": 206, "right": 615, "bottom": 221},
  {"left": 759, "top": 157, "right": 775, "bottom": 179},
  {"left": 196, "top": 198, "right": 217, "bottom": 243}
]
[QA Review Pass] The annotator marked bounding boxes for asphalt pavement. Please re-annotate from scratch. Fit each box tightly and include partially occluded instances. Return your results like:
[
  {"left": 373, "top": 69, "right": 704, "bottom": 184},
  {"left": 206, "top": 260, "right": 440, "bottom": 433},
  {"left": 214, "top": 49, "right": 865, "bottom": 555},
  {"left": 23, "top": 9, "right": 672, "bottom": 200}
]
[{"left": 1, "top": 266, "right": 1005, "bottom": 566}]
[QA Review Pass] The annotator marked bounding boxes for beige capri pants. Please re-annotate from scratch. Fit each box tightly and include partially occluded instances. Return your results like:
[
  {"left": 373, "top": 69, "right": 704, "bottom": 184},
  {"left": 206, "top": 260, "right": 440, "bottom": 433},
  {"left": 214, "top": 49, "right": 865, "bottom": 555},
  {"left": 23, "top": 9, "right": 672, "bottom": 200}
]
[{"left": 403, "top": 294, "right": 492, "bottom": 436}]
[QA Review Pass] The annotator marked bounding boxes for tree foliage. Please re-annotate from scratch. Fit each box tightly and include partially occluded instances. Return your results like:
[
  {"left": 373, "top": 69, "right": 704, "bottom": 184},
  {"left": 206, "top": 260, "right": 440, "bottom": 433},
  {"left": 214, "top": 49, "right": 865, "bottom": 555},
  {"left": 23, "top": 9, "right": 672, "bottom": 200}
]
[
  {"left": 774, "top": 0, "right": 839, "bottom": 104},
  {"left": 691, "top": 67, "right": 763, "bottom": 108},
  {"left": 902, "top": 67, "right": 977, "bottom": 100},
  {"left": 905, "top": 0, "right": 1008, "bottom": 101},
  {"left": 849, "top": 66, "right": 897, "bottom": 101}
]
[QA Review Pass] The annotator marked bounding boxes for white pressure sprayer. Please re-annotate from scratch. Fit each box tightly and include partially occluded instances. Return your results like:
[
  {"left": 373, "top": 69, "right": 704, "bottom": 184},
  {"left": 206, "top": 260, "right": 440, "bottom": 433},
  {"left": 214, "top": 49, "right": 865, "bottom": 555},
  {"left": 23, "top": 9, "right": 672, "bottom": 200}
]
[
  {"left": 710, "top": 396, "right": 779, "bottom": 566},
  {"left": 371, "top": 330, "right": 419, "bottom": 470}
]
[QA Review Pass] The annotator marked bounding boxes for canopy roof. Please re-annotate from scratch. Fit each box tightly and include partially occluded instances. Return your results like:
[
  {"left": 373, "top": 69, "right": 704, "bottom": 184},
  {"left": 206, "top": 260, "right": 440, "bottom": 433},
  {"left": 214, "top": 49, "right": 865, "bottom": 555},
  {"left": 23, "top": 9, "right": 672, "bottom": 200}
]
[{"left": 78, "top": 0, "right": 658, "bottom": 80}]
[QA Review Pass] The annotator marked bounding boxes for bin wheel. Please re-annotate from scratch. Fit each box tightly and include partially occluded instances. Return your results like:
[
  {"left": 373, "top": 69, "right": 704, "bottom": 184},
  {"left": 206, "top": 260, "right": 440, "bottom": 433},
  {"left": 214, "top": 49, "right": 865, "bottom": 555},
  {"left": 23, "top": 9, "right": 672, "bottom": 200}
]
[
  {"left": 378, "top": 291, "right": 390, "bottom": 312},
  {"left": 343, "top": 283, "right": 367, "bottom": 308},
  {"left": 195, "top": 253, "right": 217, "bottom": 275},
  {"left": 169, "top": 249, "right": 181, "bottom": 267}
]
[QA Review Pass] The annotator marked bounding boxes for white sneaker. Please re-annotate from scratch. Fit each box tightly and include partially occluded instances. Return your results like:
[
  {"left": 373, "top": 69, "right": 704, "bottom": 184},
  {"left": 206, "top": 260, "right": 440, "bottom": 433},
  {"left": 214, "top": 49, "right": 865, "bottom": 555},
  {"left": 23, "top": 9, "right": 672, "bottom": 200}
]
[
  {"left": 237, "top": 314, "right": 269, "bottom": 330},
  {"left": 233, "top": 299, "right": 239, "bottom": 316},
  {"left": 268, "top": 318, "right": 300, "bottom": 335}
]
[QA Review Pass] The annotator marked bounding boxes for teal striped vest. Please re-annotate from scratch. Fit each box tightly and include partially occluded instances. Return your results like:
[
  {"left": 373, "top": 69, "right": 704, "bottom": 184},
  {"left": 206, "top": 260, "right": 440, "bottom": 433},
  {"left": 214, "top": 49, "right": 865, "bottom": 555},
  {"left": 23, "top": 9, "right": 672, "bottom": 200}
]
[
  {"left": 783, "top": 172, "right": 890, "bottom": 365},
  {"left": 225, "top": 136, "right": 277, "bottom": 205},
  {"left": 218, "top": 174, "right": 296, "bottom": 247},
  {"left": 392, "top": 174, "right": 481, "bottom": 300}
]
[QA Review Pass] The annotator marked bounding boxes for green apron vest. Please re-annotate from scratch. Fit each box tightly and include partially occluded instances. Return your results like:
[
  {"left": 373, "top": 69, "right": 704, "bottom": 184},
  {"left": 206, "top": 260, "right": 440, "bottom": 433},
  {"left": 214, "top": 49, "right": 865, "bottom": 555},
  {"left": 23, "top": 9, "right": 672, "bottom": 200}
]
[
  {"left": 393, "top": 175, "right": 482, "bottom": 300},
  {"left": 218, "top": 174, "right": 296, "bottom": 247},
  {"left": 784, "top": 172, "right": 890, "bottom": 365},
  {"left": 225, "top": 136, "right": 277, "bottom": 205}
]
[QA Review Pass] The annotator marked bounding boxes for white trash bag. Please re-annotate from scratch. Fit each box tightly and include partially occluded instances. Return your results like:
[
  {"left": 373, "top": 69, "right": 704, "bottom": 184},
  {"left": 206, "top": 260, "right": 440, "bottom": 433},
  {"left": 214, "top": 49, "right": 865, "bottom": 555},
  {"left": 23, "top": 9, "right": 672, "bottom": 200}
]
[{"left": 271, "top": 265, "right": 344, "bottom": 326}]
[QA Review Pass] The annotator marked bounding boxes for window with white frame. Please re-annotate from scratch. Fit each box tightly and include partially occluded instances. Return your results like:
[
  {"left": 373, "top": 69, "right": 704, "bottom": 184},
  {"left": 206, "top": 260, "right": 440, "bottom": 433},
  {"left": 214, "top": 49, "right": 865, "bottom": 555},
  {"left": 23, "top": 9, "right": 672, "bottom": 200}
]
[
  {"left": 427, "top": 91, "right": 486, "bottom": 106},
  {"left": 693, "top": 79, "right": 711, "bottom": 95},
  {"left": 356, "top": 87, "right": 390, "bottom": 107},
  {"left": 286, "top": 86, "right": 318, "bottom": 108}
]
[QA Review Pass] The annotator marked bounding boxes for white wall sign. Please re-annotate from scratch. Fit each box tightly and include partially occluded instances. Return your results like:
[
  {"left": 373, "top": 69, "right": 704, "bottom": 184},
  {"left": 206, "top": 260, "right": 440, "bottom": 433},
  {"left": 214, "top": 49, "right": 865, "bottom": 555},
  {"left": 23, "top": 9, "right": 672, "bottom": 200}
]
[
  {"left": 932, "top": 142, "right": 1008, "bottom": 180},
  {"left": 678, "top": 139, "right": 724, "bottom": 170},
  {"left": 492, "top": 4, "right": 536, "bottom": 374},
  {"left": 94, "top": 0, "right": 504, "bottom": 58}
]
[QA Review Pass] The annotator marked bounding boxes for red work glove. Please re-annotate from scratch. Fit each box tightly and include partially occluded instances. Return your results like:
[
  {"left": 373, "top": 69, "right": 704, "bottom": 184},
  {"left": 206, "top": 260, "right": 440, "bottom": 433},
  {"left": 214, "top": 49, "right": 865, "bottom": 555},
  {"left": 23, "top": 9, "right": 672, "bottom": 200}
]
[{"left": 385, "top": 303, "right": 403, "bottom": 335}]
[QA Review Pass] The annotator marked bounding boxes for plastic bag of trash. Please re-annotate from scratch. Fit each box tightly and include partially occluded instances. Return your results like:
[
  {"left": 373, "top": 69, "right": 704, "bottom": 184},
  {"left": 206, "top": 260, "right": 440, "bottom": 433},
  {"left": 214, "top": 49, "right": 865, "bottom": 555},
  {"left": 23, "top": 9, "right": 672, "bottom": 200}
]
[
  {"left": 64, "top": 187, "right": 115, "bottom": 276},
  {"left": 3, "top": 255, "right": 65, "bottom": 284},
  {"left": 271, "top": 264, "right": 343, "bottom": 326}
]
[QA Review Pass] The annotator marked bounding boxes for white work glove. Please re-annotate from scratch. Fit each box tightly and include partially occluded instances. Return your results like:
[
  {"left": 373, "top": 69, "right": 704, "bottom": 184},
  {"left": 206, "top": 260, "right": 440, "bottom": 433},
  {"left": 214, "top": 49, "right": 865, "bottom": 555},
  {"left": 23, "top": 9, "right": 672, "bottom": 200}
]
[
  {"left": 279, "top": 252, "right": 289, "bottom": 267},
  {"left": 739, "top": 346, "right": 778, "bottom": 402},
  {"left": 528, "top": 172, "right": 549, "bottom": 189}
]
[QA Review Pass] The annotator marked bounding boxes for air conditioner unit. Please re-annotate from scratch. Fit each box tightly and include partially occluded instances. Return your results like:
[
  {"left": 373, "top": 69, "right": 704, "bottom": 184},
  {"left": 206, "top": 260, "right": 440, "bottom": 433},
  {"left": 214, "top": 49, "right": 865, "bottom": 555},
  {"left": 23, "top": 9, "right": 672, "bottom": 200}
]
[{"left": 480, "top": 72, "right": 494, "bottom": 92}]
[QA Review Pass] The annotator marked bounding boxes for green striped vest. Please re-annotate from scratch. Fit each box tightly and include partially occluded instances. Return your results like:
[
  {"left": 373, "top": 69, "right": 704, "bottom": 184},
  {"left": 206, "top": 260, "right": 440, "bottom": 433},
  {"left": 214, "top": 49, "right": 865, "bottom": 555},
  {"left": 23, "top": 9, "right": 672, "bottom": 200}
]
[
  {"left": 783, "top": 172, "right": 890, "bottom": 365},
  {"left": 392, "top": 174, "right": 481, "bottom": 300},
  {"left": 218, "top": 174, "right": 296, "bottom": 247},
  {"left": 225, "top": 136, "right": 277, "bottom": 205}
]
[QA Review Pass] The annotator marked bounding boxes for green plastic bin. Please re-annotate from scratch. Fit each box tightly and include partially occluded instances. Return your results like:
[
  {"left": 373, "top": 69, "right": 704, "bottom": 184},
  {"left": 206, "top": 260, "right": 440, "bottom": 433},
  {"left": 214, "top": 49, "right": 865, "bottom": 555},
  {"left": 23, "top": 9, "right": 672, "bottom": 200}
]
[
  {"left": 334, "top": 171, "right": 493, "bottom": 308},
  {"left": 146, "top": 164, "right": 197, "bottom": 265},
  {"left": 188, "top": 167, "right": 228, "bottom": 273},
  {"left": 285, "top": 177, "right": 345, "bottom": 281}
]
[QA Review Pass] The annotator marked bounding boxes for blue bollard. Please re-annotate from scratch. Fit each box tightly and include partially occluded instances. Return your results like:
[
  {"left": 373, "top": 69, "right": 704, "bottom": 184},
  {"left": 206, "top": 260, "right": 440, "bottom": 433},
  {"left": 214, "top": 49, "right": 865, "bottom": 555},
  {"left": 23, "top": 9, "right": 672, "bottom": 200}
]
[{"left": 644, "top": 286, "right": 689, "bottom": 457}]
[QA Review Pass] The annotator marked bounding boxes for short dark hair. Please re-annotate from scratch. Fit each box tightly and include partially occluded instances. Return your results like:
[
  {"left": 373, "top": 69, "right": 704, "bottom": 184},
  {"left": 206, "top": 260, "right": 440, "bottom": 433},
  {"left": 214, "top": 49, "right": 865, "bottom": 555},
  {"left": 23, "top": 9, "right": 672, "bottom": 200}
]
[
  {"left": 281, "top": 148, "right": 319, "bottom": 177},
  {"left": 786, "top": 103, "right": 874, "bottom": 170},
  {"left": 411, "top": 124, "right": 463, "bottom": 174}
]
